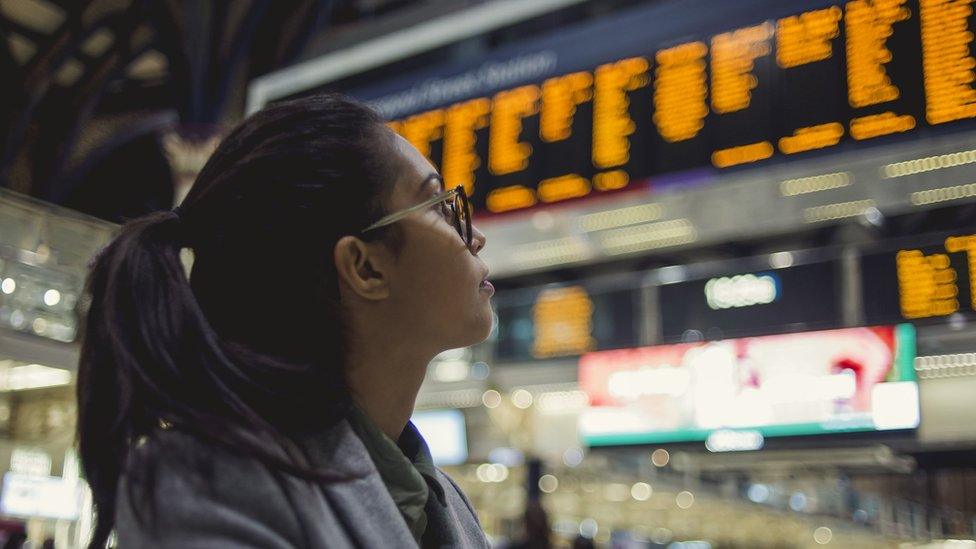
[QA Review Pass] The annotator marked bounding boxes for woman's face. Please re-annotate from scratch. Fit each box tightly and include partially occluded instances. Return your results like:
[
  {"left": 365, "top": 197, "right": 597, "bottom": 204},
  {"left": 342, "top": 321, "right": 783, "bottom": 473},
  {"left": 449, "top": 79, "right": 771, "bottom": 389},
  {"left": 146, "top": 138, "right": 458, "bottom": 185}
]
[{"left": 378, "top": 132, "right": 494, "bottom": 351}]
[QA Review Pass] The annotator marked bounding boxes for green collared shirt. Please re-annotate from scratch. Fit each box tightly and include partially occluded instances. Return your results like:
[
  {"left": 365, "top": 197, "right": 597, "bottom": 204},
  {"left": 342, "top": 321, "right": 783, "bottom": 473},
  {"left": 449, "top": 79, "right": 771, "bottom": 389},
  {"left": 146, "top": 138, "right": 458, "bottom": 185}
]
[{"left": 346, "top": 406, "right": 445, "bottom": 542}]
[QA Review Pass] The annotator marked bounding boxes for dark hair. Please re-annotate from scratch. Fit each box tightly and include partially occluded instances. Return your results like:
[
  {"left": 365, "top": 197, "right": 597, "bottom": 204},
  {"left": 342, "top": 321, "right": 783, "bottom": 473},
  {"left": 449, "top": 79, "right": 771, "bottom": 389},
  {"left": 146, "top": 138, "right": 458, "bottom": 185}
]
[{"left": 76, "top": 94, "right": 399, "bottom": 548}]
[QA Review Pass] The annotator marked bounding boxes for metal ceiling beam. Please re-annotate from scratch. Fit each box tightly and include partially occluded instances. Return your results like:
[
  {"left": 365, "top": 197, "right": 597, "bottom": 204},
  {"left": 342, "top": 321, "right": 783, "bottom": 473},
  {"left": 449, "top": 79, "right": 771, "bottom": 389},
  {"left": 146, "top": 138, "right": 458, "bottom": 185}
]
[
  {"left": 145, "top": 0, "right": 190, "bottom": 120},
  {"left": 0, "top": 17, "right": 47, "bottom": 43},
  {"left": 247, "top": 0, "right": 591, "bottom": 113},
  {"left": 32, "top": 0, "right": 151, "bottom": 201},
  {"left": 278, "top": 0, "right": 335, "bottom": 68},
  {"left": 51, "top": 109, "right": 178, "bottom": 205},
  {"left": 20, "top": 1, "right": 94, "bottom": 90},
  {"left": 181, "top": 0, "right": 212, "bottom": 122},
  {"left": 205, "top": 0, "right": 272, "bottom": 123},
  {"left": 0, "top": 0, "right": 110, "bottom": 188}
]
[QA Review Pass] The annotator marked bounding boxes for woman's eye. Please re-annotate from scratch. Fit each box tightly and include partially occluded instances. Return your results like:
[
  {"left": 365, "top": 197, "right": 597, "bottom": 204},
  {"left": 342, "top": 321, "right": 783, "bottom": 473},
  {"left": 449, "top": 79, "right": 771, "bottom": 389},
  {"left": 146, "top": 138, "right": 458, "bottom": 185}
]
[{"left": 436, "top": 201, "right": 452, "bottom": 219}]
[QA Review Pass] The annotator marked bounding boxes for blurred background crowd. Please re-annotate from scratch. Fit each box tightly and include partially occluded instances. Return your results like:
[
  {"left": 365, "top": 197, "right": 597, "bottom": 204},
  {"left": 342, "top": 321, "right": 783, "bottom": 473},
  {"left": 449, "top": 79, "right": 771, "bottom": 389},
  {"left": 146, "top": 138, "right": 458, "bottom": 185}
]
[{"left": 1, "top": 0, "right": 976, "bottom": 547}]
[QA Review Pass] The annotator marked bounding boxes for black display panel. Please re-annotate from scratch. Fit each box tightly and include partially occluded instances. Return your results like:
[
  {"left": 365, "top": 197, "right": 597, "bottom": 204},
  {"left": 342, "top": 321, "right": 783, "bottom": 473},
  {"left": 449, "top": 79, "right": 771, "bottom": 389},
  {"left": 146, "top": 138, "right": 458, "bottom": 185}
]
[
  {"left": 659, "top": 261, "right": 844, "bottom": 341},
  {"left": 494, "top": 285, "right": 639, "bottom": 362},
  {"left": 862, "top": 232, "right": 976, "bottom": 324},
  {"left": 364, "top": 0, "right": 976, "bottom": 215}
]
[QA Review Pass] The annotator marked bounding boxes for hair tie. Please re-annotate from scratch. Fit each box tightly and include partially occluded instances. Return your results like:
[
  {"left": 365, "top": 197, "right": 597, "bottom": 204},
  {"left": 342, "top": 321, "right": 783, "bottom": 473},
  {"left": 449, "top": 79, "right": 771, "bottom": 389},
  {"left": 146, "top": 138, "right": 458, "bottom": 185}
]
[{"left": 169, "top": 206, "right": 191, "bottom": 248}]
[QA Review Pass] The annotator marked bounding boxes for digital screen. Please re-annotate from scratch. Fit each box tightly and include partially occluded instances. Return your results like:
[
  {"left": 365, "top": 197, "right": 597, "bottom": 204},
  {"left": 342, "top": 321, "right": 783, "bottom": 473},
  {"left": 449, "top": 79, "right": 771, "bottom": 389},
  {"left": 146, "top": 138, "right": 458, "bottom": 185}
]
[
  {"left": 578, "top": 324, "right": 919, "bottom": 447},
  {"left": 0, "top": 473, "right": 83, "bottom": 520},
  {"left": 862, "top": 232, "right": 976, "bottom": 323},
  {"left": 378, "top": 0, "right": 976, "bottom": 215},
  {"left": 411, "top": 409, "right": 468, "bottom": 466},
  {"left": 494, "top": 284, "right": 639, "bottom": 362},
  {"left": 658, "top": 261, "right": 843, "bottom": 341}
]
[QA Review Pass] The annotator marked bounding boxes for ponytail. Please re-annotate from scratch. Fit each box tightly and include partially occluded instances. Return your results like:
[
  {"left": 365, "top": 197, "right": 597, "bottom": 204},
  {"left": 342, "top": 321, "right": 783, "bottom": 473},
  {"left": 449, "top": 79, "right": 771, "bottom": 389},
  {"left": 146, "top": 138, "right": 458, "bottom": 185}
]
[
  {"left": 77, "top": 210, "right": 347, "bottom": 548},
  {"left": 77, "top": 94, "right": 395, "bottom": 548}
]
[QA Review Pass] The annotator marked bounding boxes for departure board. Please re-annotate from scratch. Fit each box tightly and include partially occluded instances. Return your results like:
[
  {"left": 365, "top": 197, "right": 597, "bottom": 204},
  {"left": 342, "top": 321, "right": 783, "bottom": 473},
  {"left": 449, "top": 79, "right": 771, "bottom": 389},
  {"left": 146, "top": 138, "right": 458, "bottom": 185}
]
[
  {"left": 863, "top": 232, "right": 976, "bottom": 323},
  {"left": 379, "top": 0, "right": 976, "bottom": 215},
  {"left": 493, "top": 284, "right": 640, "bottom": 362}
]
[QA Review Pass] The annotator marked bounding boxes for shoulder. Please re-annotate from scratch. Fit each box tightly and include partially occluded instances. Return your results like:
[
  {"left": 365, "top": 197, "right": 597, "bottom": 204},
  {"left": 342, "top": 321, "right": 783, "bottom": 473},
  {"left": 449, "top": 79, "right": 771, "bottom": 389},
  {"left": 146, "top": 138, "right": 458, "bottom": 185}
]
[
  {"left": 122, "top": 428, "right": 286, "bottom": 504},
  {"left": 116, "top": 429, "right": 320, "bottom": 548},
  {"left": 431, "top": 468, "right": 491, "bottom": 548},
  {"left": 434, "top": 468, "right": 476, "bottom": 512}
]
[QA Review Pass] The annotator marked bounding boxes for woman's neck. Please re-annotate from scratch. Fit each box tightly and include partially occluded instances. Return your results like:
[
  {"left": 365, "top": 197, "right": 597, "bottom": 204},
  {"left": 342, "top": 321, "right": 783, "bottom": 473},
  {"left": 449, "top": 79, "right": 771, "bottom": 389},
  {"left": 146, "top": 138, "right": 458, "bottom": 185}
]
[{"left": 345, "top": 345, "right": 431, "bottom": 440}]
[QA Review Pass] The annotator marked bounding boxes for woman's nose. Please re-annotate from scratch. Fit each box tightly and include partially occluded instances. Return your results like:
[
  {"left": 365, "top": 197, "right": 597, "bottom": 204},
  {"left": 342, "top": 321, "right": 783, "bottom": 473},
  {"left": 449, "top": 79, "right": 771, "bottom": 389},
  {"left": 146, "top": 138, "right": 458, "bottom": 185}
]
[{"left": 470, "top": 224, "right": 486, "bottom": 254}]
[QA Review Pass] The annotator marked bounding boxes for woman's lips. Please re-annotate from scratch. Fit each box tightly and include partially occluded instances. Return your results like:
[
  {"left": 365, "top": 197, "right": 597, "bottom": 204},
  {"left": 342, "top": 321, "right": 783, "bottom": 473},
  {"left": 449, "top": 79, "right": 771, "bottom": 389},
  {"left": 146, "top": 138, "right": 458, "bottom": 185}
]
[{"left": 480, "top": 279, "right": 495, "bottom": 295}]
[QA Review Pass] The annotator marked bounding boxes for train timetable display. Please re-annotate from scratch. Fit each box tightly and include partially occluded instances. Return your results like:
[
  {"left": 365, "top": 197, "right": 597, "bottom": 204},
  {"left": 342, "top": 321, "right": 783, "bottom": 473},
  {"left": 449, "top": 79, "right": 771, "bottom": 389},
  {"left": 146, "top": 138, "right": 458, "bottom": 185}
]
[
  {"left": 382, "top": 0, "right": 976, "bottom": 215},
  {"left": 863, "top": 232, "right": 976, "bottom": 323},
  {"left": 494, "top": 284, "right": 640, "bottom": 362}
]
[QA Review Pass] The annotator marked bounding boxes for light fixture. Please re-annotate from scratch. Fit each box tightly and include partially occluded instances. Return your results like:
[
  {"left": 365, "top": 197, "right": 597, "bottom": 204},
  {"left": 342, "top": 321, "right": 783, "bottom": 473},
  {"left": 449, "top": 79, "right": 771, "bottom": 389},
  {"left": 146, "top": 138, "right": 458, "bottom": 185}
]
[
  {"left": 598, "top": 219, "right": 697, "bottom": 255},
  {"left": 482, "top": 390, "right": 502, "bottom": 408},
  {"left": 538, "top": 474, "right": 558, "bottom": 493},
  {"left": 0, "top": 364, "right": 72, "bottom": 392},
  {"left": 910, "top": 182, "right": 976, "bottom": 206},
  {"left": 705, "top": 274, "right": 779, "bottom": 310},
  {"left": 577, "top": 203, "right": 663, "bottom": 232},
  {"left": 803, "top": 199, "right": 876, "bottom": 223},
  {"left": 562, "top": 447, "right": 584, "bottom": 467},
  {"left": 43, "top": 289, "right": 62, "bottom": 307},
  {"left": 882, "top": 148, "right": 976, "bottom": 178},
  {"left": 433, "top": 361, "right": 469, "bottom": 383},
  {"left": 768, "top": 251, "right": 794, "bottom": 269},
  {"left": 631, "top": 482, "right": 652, "bottom": 501},
  {"left": 511, "top": 389, "right": 533, "bottom": 409},
  {"left": 656, "top": 265, "right": 688, "bottom": 285},
  {"left": 651, "top": 448, "right": 670, "bottom": 467},
  {"left": 779, "top": 172, "right": 851, "bottom": 196},
  {"left": 511, "top": 236, "right": 589, "bottom": 269}
]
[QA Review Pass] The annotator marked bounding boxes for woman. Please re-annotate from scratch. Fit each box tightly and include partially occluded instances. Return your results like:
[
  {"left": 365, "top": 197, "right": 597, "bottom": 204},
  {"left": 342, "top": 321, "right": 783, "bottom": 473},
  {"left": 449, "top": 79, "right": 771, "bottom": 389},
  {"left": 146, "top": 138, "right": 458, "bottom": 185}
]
[{"left": 76, "top": 94, "right": 494, "bottom": 548}]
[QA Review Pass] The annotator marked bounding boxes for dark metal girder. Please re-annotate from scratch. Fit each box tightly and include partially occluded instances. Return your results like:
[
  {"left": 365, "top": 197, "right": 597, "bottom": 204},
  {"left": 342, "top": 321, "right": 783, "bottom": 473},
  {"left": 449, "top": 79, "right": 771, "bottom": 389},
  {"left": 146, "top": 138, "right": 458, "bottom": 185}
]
[
  {"left": 279, "top": 0, "right": 335, "bottom": 69},
  {"left": 207, "top": 0, "right": 272, "bottom": 121},
  {"left": 52, "top": 108, "right": 178, "bottom": 205},
  {"left": 20, "top": 1, "right": 94, "bottom": 91},
  {"left": 0, "top": 17, "right": 47, "bottom": 44},
  {"left": 181, "top": 0, "right": 212, "bottom": 122},
  {"left": 145, "top": 0, "right": 191, "bottom": 120},
  {"left": 0, "top": 0, "right": 114, "bottom": 187},
  {"left": 32, "top": 0, "right": 151, "bottom": 201}
]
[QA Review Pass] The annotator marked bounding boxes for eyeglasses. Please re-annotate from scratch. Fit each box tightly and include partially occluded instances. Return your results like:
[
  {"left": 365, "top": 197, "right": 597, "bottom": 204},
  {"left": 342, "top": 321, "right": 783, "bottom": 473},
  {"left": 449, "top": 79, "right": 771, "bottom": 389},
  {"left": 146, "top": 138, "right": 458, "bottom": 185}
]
[{"left": 361, "top": 184, "right": 473, "bottom": 249}]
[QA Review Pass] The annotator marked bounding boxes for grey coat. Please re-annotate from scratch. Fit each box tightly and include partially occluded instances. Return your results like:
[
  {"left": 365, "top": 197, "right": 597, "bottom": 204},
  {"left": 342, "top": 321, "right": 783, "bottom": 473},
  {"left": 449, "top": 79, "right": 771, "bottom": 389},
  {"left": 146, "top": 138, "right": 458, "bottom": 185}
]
[{"left": 115, "top": 421, "right": 490, "bottom": 548}]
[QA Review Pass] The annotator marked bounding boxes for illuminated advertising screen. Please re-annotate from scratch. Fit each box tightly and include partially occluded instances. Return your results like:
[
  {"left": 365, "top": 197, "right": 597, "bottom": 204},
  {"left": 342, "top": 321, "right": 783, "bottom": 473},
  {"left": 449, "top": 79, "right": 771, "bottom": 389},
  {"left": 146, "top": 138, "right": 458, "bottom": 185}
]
[
  {"left": 0, "top": 473, "right": 83, "bottom": 520},
  {"left": 411, "top": 409, "right": 468, "bottom": 466},
  {"left": 325, "top": 0, "right": 976, "bottom": 216},
  {"left": 579, "top": 325, "right": 919, "bottom": 448}
]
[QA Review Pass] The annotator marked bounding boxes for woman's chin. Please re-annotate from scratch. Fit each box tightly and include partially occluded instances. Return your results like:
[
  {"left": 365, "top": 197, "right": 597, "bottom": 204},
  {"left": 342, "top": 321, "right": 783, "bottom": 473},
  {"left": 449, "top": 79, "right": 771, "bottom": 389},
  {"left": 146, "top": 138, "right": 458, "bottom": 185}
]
[
  {"left": 438, "top": 302, "right": 494, "bottom": 351},
  {"left": 463, "top": 309, "right": 495, "bottom": 347}
]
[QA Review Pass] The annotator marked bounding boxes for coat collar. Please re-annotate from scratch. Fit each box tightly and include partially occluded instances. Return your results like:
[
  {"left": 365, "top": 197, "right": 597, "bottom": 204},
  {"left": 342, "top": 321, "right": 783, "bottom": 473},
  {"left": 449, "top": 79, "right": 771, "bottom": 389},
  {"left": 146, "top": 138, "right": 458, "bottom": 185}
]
[
  {"left": 294, "top": 418, "right": 419, "bottom": 546},
  {"left": 345, "top": 406, "right": 429, "bottom": 540},
  {"left": 293, "top": 417, "right": 376, "bottom": 476}
]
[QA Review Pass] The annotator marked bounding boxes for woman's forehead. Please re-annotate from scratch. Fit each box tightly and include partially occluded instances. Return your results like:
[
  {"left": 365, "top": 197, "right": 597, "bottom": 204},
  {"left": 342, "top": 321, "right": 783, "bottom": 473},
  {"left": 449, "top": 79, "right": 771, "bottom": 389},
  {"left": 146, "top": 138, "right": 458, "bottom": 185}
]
[
  {"left": 390, "top": 133, "right": 441, "bottom": 197},
  {"left": 392, "top": 133, "right": 437, "bottom": 174}
]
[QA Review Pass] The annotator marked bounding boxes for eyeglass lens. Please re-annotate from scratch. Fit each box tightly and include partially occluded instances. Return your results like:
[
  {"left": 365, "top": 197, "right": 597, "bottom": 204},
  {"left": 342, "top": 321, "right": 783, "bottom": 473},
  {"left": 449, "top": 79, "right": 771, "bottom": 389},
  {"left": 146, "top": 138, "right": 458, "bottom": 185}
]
[{"left": 451, "top": 189, "right": 472, "bottom": 248}]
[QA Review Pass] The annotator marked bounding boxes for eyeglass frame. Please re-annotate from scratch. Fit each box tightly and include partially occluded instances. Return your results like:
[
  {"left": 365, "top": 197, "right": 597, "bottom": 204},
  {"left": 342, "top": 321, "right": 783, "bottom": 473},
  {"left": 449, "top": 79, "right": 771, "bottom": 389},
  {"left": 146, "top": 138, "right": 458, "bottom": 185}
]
[{"left": 360, "top": 182, "right": 473, "bottom": 248}]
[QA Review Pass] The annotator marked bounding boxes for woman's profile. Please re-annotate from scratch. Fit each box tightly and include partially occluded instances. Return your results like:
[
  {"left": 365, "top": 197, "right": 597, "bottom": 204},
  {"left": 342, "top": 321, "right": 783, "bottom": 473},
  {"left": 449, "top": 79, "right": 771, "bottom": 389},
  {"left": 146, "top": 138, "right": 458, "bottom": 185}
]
[{"left": 76, "top": 94, "right": 494, "bottom": 548}]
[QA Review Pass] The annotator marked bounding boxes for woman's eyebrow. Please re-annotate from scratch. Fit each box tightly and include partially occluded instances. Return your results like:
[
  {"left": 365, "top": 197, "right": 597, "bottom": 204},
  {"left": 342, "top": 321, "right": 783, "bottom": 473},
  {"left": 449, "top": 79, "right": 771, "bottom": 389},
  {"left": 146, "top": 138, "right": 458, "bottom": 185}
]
[{"left": 417, "top": 173, "right": 444, "bottom": 195}]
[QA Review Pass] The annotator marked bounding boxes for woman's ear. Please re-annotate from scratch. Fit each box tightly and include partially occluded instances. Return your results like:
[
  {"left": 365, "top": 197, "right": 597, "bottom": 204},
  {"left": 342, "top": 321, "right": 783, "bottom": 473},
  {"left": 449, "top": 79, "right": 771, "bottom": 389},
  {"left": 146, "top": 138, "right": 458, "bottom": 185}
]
[{"left": 334, "top": 236, "right": 391, "bottom": 300}]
